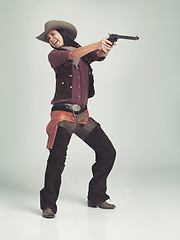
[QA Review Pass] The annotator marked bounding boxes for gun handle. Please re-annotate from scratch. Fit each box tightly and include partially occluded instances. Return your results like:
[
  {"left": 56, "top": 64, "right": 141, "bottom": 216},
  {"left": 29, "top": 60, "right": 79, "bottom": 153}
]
[{"left": 108, "top": 34, "right": 117, "bottom": 44}]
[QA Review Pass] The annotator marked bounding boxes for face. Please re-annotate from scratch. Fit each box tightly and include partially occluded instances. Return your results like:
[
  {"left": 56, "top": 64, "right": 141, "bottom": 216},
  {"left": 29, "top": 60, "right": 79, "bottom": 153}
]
[{"left": 46, "top": 30, "right": 64, "bottom": 48}]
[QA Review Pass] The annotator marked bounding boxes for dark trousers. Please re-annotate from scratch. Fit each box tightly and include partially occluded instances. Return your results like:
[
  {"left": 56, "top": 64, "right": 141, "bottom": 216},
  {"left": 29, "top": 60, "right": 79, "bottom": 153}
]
[{"left": 40, "top": 118, "right": 116, "bottom": 213}]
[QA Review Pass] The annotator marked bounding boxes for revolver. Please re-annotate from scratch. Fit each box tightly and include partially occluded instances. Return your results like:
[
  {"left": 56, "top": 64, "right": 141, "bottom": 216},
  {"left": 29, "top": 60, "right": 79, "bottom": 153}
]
[{"left": 108, "top": 33, "right": 139, "bottom": 44}]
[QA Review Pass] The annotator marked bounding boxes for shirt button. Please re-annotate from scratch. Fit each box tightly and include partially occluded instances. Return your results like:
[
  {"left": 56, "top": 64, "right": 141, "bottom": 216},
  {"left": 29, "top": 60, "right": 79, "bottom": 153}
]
[
  {"left": 70, "top": 86, "right": 72, "bottom": 89},
  {"left": 78, "top": 86, "right": 81, "bottom": 88},
  {"left": 62, "top": 82, "right": 64, "bottom": 84},
  {"left": 70, "top": 75, "right": 72, "bottom": 77},
  {"left": 79, "top": 96, "right": 81, "bottom": 98}
]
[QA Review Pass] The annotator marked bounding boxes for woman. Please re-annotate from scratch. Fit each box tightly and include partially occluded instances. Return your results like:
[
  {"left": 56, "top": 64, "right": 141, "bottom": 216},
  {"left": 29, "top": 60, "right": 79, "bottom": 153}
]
[{"left": 36, "top": 20, "right": 116, "bottom": 218}]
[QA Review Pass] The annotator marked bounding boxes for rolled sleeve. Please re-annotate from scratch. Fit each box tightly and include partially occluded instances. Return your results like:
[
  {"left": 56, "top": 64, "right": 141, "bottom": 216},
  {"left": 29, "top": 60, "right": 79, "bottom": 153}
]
[{"left": 48, "top": 50, "right": 71, "bottom": 69}]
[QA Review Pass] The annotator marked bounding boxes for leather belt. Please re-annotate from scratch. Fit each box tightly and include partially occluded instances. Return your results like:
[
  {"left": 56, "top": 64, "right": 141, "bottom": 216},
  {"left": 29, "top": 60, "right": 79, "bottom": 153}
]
[{"left": 52, "top": 103, "right": 87, "bottom": 115}]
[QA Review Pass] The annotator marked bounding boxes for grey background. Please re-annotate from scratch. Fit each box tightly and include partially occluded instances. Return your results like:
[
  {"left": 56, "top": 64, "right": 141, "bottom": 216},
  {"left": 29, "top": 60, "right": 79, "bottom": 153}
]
[{"left": 0, "top": 0, "right": 180, "bottom": 196}]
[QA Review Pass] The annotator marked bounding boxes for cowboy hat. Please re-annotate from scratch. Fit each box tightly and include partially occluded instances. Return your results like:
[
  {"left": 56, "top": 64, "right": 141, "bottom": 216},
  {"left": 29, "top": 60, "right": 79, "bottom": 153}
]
[{"left": 36, "top": 20, "right": 77, "bottom": 43}]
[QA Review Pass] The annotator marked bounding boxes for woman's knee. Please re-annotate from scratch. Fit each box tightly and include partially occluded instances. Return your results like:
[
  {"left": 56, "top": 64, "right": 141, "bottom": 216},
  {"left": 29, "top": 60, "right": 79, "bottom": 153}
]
[
  {"left": 110, "top": 145, "right": 116, "bottom": 160},
  {"left": 104, "top": 144, "right": 116, "bottom": 163},
  {"left": 47, "top": 151, "right": 66, "bottom": 172}
]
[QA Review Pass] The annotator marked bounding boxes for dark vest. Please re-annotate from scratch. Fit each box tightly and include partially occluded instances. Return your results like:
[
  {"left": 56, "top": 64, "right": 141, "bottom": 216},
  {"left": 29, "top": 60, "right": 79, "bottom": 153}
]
[{"left": 52, "top": 57, "right": 95, "bottom": 102}]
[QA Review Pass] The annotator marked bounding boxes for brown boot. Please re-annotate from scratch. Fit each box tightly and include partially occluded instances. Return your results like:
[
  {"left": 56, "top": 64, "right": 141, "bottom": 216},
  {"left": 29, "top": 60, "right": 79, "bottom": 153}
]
[
  {"left": 42, "top": 207, "right": 55, "bottom": 218},
  {"left": 88, "top": 200, "right": 116, "bottom": 209}
]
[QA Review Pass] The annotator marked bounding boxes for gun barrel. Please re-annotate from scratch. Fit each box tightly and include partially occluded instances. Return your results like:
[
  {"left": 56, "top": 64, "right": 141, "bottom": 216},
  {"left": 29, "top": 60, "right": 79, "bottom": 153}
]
[
  {"left": 117, "top": 35, "right": 139, "bottom": 40},
  {"left": 108, "top": 33, "right": 139, "bottom": 43}
]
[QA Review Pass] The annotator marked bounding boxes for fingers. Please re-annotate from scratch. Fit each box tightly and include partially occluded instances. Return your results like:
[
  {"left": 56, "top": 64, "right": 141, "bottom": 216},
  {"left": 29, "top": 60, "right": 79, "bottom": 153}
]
[
  {"left": 106, "top": 37, "right": 117, "bottom": 46},
  {"left": 105, "top": 38, "right": 113, "bottom": 46},
  {"left": 97, "top": 37, "right": 116, "bottom": 52},
  {"left": 101, "top": 38, "right": 113, "bottom": 52}
]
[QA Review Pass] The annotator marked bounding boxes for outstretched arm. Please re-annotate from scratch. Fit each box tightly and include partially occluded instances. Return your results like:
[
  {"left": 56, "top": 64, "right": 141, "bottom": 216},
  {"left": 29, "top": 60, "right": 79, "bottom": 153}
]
[{"left": 68, "top": 38, "right": 113, "bottom": 60}]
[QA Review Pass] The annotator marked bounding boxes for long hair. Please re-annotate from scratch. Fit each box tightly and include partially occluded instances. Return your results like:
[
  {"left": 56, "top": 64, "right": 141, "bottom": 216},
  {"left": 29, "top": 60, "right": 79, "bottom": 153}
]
[{"left": 50, "top": 29, "right": 81, "bottom": 49}]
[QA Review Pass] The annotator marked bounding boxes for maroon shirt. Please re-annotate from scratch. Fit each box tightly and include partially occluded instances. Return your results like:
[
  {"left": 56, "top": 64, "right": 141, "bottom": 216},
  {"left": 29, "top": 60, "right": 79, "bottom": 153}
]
[{"left": 48, "top": 49, "right": 104, "bottom": 106}]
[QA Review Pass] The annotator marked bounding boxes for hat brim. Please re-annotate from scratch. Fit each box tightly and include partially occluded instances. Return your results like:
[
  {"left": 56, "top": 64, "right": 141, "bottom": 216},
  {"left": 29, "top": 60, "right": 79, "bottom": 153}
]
[{"left": 36, "top": 20, "right": 77, "bottom": 43}]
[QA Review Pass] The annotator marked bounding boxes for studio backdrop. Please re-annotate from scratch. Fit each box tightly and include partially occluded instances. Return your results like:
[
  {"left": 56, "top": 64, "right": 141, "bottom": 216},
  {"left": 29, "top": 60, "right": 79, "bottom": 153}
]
[{"left": 0, "top": 0, "right": 179, "bottom": 191}]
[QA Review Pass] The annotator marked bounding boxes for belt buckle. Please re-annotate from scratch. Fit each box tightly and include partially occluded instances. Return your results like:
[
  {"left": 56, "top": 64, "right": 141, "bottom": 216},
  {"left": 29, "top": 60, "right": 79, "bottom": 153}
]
[
  {"left": 72, "top": 104, "right": 81, "bottom": 112},
  {"left": 72, "top": 104, "right": 81, "bottom": 117},
  {"left": 71, "top": 104, "right": 86, "bottom": 122}
]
